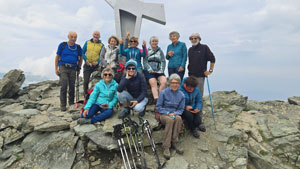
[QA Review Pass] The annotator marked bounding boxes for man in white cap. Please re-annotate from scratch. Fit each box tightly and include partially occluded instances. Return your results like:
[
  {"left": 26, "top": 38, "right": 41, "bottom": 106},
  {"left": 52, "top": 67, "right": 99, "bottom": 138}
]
[{"left": 188, "top": 33, "right": 216, "bottom": 132}]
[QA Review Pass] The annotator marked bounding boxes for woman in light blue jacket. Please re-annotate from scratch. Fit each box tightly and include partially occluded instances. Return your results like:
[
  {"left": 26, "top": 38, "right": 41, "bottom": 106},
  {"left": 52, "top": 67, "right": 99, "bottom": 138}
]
[{"left": 75, "top": 68, "right": 118, "bottom": 124}]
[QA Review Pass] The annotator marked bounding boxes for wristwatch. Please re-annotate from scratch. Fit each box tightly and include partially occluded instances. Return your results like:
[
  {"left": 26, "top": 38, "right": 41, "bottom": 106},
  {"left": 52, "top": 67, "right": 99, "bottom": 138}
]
[{"left": 209, "top": 69, "right": 213, "bottom": 73}]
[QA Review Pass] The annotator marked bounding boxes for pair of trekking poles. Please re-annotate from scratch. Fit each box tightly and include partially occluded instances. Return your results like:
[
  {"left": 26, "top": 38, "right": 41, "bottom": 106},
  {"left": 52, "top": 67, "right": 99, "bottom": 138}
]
[{"left": 113, "top": 116, "right": 162, "bottom": 169}]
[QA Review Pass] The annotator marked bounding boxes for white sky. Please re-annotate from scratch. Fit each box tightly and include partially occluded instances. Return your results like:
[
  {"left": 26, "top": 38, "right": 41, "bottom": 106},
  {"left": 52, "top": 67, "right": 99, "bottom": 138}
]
[{"left": 0, "top": 0, "right": 299, "bottom": 101}]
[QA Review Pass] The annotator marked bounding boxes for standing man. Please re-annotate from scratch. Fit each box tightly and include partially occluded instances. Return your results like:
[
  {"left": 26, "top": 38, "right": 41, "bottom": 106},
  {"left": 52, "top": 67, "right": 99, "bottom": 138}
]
[
  {"left": 188, "top": 33, "right": 215, "bottom": 98},
  {"left": 55, "top": 31, "right": 83, "bottom": 111},
  {"left": 82, "top": 30, "right": 104, "bottom": 96},
  {"left": 188, "top": 33, "right": 216, "bottom": 131}
]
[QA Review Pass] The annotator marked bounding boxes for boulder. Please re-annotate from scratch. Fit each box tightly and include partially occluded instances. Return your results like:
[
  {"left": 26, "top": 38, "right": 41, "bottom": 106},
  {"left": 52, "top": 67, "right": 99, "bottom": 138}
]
[
  {"left": 0, "top": 128, "right": 24, "bottom": 145},
  {"left": 11, "top": 109, "right": 40, "bottom": 117},
  {"left": 21, "top": 131, "right": 79, "bottom": 169},
  {"left": 288, "top": 96, "right": 300, "bottom": 105},
  {"left": 85, "top": 130, "right": 118, "bottom": 150},
  {"left": 0, "top": 69, "right": 25, "bottom": 98}
]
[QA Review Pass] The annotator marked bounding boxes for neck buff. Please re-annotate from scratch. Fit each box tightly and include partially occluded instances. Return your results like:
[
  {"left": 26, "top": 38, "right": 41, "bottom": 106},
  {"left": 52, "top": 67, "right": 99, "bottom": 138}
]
[{"left": 184, "top": 83, "right": 194, "bottom": 93}]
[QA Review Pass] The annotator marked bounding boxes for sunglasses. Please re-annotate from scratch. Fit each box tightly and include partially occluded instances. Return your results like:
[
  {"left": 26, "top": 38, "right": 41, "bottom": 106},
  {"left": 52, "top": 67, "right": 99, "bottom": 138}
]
[
  {"left": 104, "top": 73, "right": 112, "bottom": 77},
  {"left": 130, "top": 40, "right": 137, "bottom": 43},
  {"left": 127, "top": 67, "right": 136, "bottom": 70}
]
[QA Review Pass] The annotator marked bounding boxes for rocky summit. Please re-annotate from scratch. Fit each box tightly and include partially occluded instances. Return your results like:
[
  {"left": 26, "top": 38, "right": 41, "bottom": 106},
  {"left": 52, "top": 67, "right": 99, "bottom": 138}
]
[{"left": 0, "top": 69, "right": 299, "bottom": 169}]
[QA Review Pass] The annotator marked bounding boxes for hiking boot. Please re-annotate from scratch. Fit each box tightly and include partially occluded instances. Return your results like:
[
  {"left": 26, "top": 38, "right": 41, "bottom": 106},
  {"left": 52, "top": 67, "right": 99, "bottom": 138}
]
[
  {"left": 118, "top": 107, "right": 129, "bottom": 119},
  {"left": 61, "top": 106, "right": 67, "bottom": 112},
  {"left": 138, "top": 108, "right": 146, "bottom": 117},
  {"left": 172, "top": 143, "right": 184, "bottom": 155},
  {"left": 77, "top": 118, "right": 91, "bottom": 125},
  {"left": 163, "top": 148, "right": 170, "bottom": 160},
  {"left": 192, "top": 129, "right": 200, "bottom": 138},
  {"left": 72, "top": 114, "right": 82, "bottom": 120},
  {"left": 198, "top": 124, "right": 206, "bottom": 132}
]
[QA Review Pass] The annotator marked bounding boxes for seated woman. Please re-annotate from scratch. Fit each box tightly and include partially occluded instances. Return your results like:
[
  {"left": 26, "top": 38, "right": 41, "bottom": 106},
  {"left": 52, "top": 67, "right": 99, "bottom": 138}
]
[
  {"left": 156, "top": 73, "right": 185, "bottom": 159},
  {"left": 143, "top": 36, "right": 167, "bottom": 104},
  {"left": 179, "top": 76, "right": 202, "bottom": 138},
  {"left": 75, "top": 68, "right": 118, "bottom": 124},
  {"left": 117, "top": 59, "right": 148, "bottom": 118}
]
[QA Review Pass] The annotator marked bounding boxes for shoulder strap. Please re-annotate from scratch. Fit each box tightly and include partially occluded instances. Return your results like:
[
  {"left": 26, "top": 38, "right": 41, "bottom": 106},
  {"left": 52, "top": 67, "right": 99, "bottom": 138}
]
[
  {"left": 76, "top": 44, "right": 81, "bottom": 61},
  {"left": 59, "top": 42, "right": 67, "bottom": 55}
]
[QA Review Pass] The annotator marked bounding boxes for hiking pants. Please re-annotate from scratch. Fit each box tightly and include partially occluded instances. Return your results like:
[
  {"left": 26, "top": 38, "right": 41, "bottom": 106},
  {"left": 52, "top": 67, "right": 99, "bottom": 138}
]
[
  {"left": 117, "top": 91, "right": 148, "bottom": 113},
  {"left": 168, "top": 67, "right": 185, "bottom": 81},
  {"left": 59, "top": 65, "right": 76, "bottom": 107},
  {"left": 182, "top": 110, "right": 201, "bottom": 131},
  {"left": 83, "top": 64, "right": 99, "bottom": 95},
  {"left": 160, "top": 114, "right": 182, "bottom": 148},
  {"left": 81, "top": 104, "right": 113, "bottom": 124}
]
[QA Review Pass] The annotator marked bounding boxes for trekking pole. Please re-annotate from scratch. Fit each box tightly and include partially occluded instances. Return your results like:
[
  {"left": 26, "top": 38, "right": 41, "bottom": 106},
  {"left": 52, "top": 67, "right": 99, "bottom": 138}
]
[
  {"left": 128, "top": 118, "right": 144, "bottom": 169},
  {"left": 137, "top": 117, "right": 147, "bottom": 168},
  {"left": 142, "top": 119, "right": 162, "bottom": 169},
  {"left": 113, "top": 124, "right": 131, "bottom": 169},
  {"left": 75, "top": 73, "right": 80, "bottom": 109},
  {"left": 206, "top": 77, "right": 216, "bottom": 130},
  {"left": 123, "top": 118, "right": 137, "bottom": 169}
]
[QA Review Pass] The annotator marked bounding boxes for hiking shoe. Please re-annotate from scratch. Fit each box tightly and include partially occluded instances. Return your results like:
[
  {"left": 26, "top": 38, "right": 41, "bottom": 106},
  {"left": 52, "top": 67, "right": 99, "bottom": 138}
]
[
  {"left": 61, "top": 106, "right": 67, "bottom": 112},
  {"left": 118, "top": 107, "right": 129, "bottom": 119},
  {"left": 192, "top": 129, "right": 200, "bottom": 138},
  {"left": 172, "top": 143, "right": 184, "bottom": 155},
  {"left": 163, "top": 148, "right": 170, "bottom": 160},
  {"left": 72, "top": 114, "right": 82, "bottom": 120},
  {"left": 77, "top": 118, "right": 91, "bottom": 125},
  {"left": 198, "top": 124, "right": 206, "bottom": 132}
]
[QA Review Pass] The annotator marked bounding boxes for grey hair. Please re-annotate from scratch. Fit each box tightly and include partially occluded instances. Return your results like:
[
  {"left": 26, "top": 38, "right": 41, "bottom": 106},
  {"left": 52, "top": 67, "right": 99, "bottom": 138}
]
[
  {"left": 149, "top": 36, "right": 159, "bottom": 43},
  {"left": 101, "top": 67, "right": 115, "bottom": 78},
  {"left": 169, "top": 31, "right": 180, "bottom": 39},
  {"left": 168, "top": 73, "right": 181, "bottom": 85}
]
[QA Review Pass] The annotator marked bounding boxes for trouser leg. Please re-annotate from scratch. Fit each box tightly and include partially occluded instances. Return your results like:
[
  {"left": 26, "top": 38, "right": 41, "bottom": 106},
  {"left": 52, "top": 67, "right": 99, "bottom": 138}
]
[
  {"left": 160, "top": 115, "right": 174, "bottom": 149},
  {"left": 83, "top": 64, "right": 92, "bottom": 96},
  {"left": 171, "top": 115, "right": 182, "bottom": 143},
  {"left": 68, "top": 69, "right": 76, "bottom": 105},
  {"left": 59, "top": 66, "right": 68, "bottom": 107},
  {"left": 91, "top": 108, "right": 113, "bottom": 124},
  {"left": 182, "top": 110, "right": 196, "bottom": 130}
]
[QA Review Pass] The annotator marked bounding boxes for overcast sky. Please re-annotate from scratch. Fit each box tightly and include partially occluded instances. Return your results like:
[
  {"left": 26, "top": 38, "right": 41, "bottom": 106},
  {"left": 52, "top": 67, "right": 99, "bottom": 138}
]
[{"left": 0, "top": 0, "right": 299, "bottom": 101}]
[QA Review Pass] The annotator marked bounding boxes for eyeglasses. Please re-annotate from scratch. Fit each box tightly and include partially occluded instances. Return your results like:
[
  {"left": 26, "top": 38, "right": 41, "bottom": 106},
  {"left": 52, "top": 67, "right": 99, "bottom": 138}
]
[
  {"left": 130, "top": 40, "right": 137, "bottom": 43},
  {"left": 190, "top": 38, "right": 198, "bottom": 40},
  {"left": 127, "top": 67, "right": 136, "bottom": 70},
  {"left": 104, "top": 73, "right": 112, "bottom": 77},
  {"left": 170, "top": 82, "right": 180, "bottom": 85}
]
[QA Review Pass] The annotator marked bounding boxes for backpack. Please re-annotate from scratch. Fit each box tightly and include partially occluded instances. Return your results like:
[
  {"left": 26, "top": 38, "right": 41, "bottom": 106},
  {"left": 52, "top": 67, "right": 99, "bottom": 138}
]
[
  {"left": 79, "top": 86, "right": 94, "bottom": 114},
  {"left": 59, "top": 42, "right": 81, "bottom": 63}
]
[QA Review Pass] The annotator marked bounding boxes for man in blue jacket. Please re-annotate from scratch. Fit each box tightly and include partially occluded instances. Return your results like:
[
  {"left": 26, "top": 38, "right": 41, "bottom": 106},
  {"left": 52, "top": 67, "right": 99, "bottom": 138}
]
[
  {"left": 55, "top": 31, "right": 83, "bottom": 111},
  {"left": 117, "top": 59, "right": 148, "bottom": 118},
  {"left": 180, "top": 76, "right": 202, "bottom": 138}
]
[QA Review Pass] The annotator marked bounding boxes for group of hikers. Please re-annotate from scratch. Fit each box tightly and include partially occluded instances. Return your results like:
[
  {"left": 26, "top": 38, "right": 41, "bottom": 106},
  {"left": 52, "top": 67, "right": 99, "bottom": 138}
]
[{"left": 54, "top": 30, "right": 216, "bottom": 159}]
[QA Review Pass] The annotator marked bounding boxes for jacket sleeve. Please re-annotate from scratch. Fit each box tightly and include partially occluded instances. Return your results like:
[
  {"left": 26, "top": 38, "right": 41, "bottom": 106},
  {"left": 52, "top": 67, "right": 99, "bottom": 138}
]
[
  {"left": 174, "top": 92, "right": 185, "bottom": 115},
  {"left": 195, "top": 89, "right": 202, "bottom": 110},
  {"left": 156, "top": 91, "right": 169, "bottom": 115},
  {"left": 143, "top": 52, "right": 152, "bottom": 73},
  {"left": 82, "top": 41, "right": 88, "bottom": 61},
  {"left": 84, "top": 83, "right": 100, "bottom": 110},
  {"left": 117, "top": 76, "right": 129, "bottom": 92},
  {"left": 166, "top": 45, "right": 171, "bottom": 60},
  {"left": 206, "top": 45, "right": 216, "bottom": 63},
  {"left": 136, "top": 74, "right": 147, "bottom": 102},
  {"left": 108, "top": 84, "right": 119, "bottom": 108},
  {"left": 141, "top": 45, "right": 147, "bottom": 57},
  {"left": 180, "top": 43, "right": 188, "bottom": 68},
  {"left": 119, "top": 44, "right": 128, "bottom": 58},
  {"left": 160, "top": 49, "right": 166, "bottom": 73},
  {"left": 99, "top": 46, "right": 107, "bottom": 67}
]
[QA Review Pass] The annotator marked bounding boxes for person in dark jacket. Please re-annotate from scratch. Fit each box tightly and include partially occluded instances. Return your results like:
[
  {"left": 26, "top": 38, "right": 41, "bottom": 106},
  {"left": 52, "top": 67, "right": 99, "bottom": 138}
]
[
  {"left": 188, "top": 33, "right": 215, "bottom": 97},
  {"left": 117, "top": 59, "right": 148, "bottom": 118},
  {"left": 180, "top": 76, "right": 202, "bottom": 138}
]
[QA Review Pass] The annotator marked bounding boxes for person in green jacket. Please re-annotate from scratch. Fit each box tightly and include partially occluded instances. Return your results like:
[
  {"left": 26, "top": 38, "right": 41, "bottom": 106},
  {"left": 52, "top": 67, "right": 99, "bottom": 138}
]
[{"left": 74, "top": 68, "right": 118, "bottom": 124}]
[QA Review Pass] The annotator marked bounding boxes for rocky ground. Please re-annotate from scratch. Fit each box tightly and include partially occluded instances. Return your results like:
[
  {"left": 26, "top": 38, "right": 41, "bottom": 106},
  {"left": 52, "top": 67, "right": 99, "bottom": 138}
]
[{"left": 0, "top": 69, "right": 299, "bottom": 169}]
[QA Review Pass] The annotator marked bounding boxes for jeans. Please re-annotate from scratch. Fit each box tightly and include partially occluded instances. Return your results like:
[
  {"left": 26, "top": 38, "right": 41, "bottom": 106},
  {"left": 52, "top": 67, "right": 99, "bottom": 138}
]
[
  {"left": 81, "top": 104, "right": 113, "bottom": 124},
  {"left": 168, "top": 67, "right": 185, "bottom": 80},
  {"left": 117, "top": 91, "right": 148, "bottom": 113}
]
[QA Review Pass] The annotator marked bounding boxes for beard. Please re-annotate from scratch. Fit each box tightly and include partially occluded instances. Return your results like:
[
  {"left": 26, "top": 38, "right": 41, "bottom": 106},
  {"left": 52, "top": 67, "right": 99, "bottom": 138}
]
[{"left": 192, "top": 40, "right": 200, "bottom": 46}]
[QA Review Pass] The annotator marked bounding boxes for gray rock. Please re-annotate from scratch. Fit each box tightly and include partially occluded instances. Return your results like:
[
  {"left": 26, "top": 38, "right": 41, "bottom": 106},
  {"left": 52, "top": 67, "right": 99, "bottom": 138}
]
[
  {"left": 0, "top": 69, "right": 25, "bottom": 98},
  {"left": 198, "top": 142, "right": 209, "bottom": 152},
  {"left": 0, "top": 128, "right": 24, "bottom": 145},
  {"left": 74, "top": 124, "right": 97, "bottom": 138},
  {"left": 0, "top": 136, "right": 3, "bottom": 153},
  {"left": 11, "top": 109, "right": 40, "bottom": 117},
  {"left": 0, "top": 103, "right": 24, "bottom": 113},
  {"left": 21, "top": 131, "right": 79, "bottom": 169},
  {"left": 1, "top": 115, "right": 27, "bottom": 129},
  {"left": 214, "top": 128, "right": 243, "bottom": 143},
  {"left": 288, "top": 96, "right": 300, "bottom": 105},
  {"left": 87, "top": 141, "right": 99, "bottom": 152},
  {"left": 0, "top": 145, "right": 23, "bottom": 160},
  {"left": 164, "top": 156, "right": 188, "bottom": 169},
  {"left": 267, "top": 119, "right": 298, "bottom": 138},
  {"left": 216, "top": 111, "right": 236, "bottom": 125},
  {"left": 34, "top": 120, "right": 70, "bottom": 132},
  {"left": 248, "top": 151, "right": 273, "bottom": 169},
  {"left": 0, "top": 154, "right": 18, "bottom": 169},
  {"left": 217, "top": 146, "right": 229, "bottom": 161},
  {"left": 232, "top": 158, "right": 247, "bottom": 167},
  {"left": 204, "top": 90, "right": 248, "bottom": 108},
  {"left": 85, "top": 130, "right": 118, "bottom": 150},
  {"left": 143, "top": 151, "right": 166, "bottom": 169},
  {"left": 75, "top": 139, "right": 85, "bottom": 161},
  {"left": 72, "top": 160, "right": 90, "bottom": 169}
]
